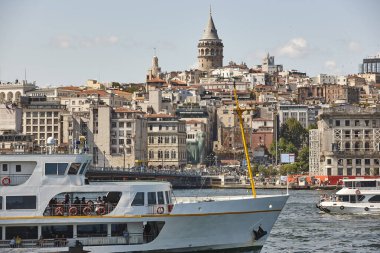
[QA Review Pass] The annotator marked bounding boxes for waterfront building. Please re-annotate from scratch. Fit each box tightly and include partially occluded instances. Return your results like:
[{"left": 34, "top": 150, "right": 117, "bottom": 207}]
[
  {"left": 309, "top": 105, "right": 380, "bottom": 176},
  {"left": 146, "top": 114, "right": 187, "bottom": 168},
  {"left": 0, "top": 103, "right": 22, "bottom": 133},
  {"left": 0, "top": 79, "right": 37, "bottom": 104},
  {"left": 197, "top": 10, "right": 223, "bottom": 71},
  {"left": 88, "top": 105, "right": 147, "bottom": 168},
  {"left": 22, "top": 101, "right": 66, "bottom": 147}
]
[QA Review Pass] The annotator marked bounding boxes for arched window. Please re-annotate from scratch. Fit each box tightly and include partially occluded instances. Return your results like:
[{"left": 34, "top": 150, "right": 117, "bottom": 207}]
[
  {"left": 201, "top": 49, "right": 204, "bottom": 56},
  {"left": 365, "top": 142, "right": 370, "bottom": 151},
  {"left": 171, "top": 150, "right": 176, "bottom": 159},
  {"left": 164, "top": 150, "right": 170, "bottom": 159},
  {"left": 158, "top": 150, "right": 163, "bottom": 159},
  {"left": 205, "top": 48, "right": 209, "bottom": 55},
  {"left": 149, "top": 150, "right": 154, "bottom": 159}
]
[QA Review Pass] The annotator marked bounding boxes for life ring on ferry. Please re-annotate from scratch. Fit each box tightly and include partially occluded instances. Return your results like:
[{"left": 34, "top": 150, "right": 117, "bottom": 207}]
[
  {"left": 157, "top": 206, "right": 164, "bottom": 214},
  {"left": 96, "top": 206, "right": 106, "bottom": 215},
  {"left": 69, "top": 206, "right": 78, "bottom": 216},
  {"left": 87, "top": 200, "right": 94, "bottom": 206},
  {"left": 1, "top": 177, "right": 11, "bottom": 186},
  {"left": 82, "top": 206, "right": 92, "bottom": 216},
  {"left": 364, "top": 207, "right": 369, "bottom": 212},
  {"left": 355, "top": 189, "right": 361, "bottom": 195},
  {"left": 340, "top": 206, "right": 344, "bottom": 210},
  {"left": 55, "top": 206, "right": 64, "bottom": 216}
]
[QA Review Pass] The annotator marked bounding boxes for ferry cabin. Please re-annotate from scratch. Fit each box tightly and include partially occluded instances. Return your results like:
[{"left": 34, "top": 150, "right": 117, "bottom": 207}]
[{"left": 0, "top": 154, "right": 174, "bottom": 248}]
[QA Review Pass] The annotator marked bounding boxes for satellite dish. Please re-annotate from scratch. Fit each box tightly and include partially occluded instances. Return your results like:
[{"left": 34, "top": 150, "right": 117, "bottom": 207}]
[{"left": 47, "top": 137, "right": 56, "bottom": 146}]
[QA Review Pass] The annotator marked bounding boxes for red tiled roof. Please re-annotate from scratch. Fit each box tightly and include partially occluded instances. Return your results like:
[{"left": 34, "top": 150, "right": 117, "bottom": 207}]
[
  {"left": 147, "top": 77, "right": 166, "bottom": 83},
  {"left": 79, "top": 89, "right": 109, "bottom": 97}
]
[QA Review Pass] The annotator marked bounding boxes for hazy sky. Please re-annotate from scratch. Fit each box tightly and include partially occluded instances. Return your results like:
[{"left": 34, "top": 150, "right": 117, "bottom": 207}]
[{"left": 0, "top": 0, "right": 379, "bottom": 86}]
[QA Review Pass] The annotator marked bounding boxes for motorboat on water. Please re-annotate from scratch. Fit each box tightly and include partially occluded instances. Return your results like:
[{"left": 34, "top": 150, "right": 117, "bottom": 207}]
[
  {"left": 316, "top": 178, "right": 380, "bottom": 214},
  {"left": 0, "top": 151, "right": 288, "bottom": 253}
]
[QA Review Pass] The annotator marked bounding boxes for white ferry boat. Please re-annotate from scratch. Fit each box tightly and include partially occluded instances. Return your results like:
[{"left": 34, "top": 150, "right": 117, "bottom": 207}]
[
  {"left": 316, "top": 178, "right": 380, "bottom": 214},
  {"left": 0, "top": 151, "right": 288, "bottom": 253}
]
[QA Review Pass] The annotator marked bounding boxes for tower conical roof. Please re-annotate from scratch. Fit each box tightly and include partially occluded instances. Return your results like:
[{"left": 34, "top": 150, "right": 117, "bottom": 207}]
[{"left": 201, "top": 12, "right": 219, "bottom": 40}]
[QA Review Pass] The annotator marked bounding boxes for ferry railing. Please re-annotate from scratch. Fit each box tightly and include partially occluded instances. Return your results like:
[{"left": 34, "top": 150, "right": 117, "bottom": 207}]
[
  {"left": 44, "top": 202, "right": 116, "bottom": 216},
  {"left": 0, "top": 235, "right": 156, "bottom": 248}
]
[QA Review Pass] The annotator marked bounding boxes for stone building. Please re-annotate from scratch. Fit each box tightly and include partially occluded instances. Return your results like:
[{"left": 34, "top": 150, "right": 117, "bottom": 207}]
[
  {"left": 197, "top": 10, "right": 223, "bottom": 71},
  {"left": 146, "top": 114, "right": 187, "bottom": 168},
  {"left": 88, "top": 105, "right": 147, "bottom": 168},
  {"left": 0, "top": 80, "right": 36, "bottom": 104},
  {"left": 309, "top": 105, "right": 380, "bottom": 176},
  {"left": 298, "top": 84, "right": 360, "bottom": 105}
]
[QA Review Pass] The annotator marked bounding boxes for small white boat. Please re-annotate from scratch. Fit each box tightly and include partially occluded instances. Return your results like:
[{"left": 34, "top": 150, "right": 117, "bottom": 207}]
[{"left": 316, "top": 178, "right": 380, "bottom": 214}]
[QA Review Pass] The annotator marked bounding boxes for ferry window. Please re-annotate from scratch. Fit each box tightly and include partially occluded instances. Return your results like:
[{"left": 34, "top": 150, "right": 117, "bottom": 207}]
[
  {"left": 361, "top": 181, "right": 376, "bottom": 187},
  {"left": 157, "top": 192, "right": 165, "bottom": 204},
  {"left": 78, "top": 162, "right": 88, "bottom": 175},
  {"left": 42, "top": 225, "right": 73, "bottom": 238},
  {"left": 68, "top": 163, "right": 81, "bottom": 175},
  {"left": 131, "top": 192, "right": 145, "bottom": 206},
  {"left": 45, "top": 163, "right": 68, "bottom": 175},
  {"left": 6, "top": 226, "right": 38, "bottom": 239},
  {"left": 358, "top": 195, "right": 365, "bottom": 202},
  {"left": 111, "top": 224, "right": 128, "bottom": 236},
  {"left": 77, "top": 224, "right": 107, "bottom": 237},
  {"left": 341, "top": 195, "right": 349, "bottom": 202},
  {"left": 165, "top": 191, "right": 171, "bottom": 204},
  {"left": 6, "top": 196, "right": 37, "bottom": 210},
  {"left": 2, "top": 164, "right": 7, "bottom": 172},
  {"left": 368, "top": 195, "right": 380, "bottom": 203},
  {"left": 344, "top": 182, "right": 353, "bottom": 188},
  {"left": 16, "top": 165, "right": 21, "bottom": 172},
  {"left": 148, "top": 192, "right": 157, "bottom": 205}
]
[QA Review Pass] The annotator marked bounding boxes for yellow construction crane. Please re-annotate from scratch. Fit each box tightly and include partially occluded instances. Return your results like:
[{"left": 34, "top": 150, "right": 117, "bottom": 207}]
[{"left": 233, "top": 81, "right": 257, "bottom": 198}]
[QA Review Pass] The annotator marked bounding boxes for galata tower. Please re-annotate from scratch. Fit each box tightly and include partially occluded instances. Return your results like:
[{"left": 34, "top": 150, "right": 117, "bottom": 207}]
[{"left": 197, "top": 9, "right": 224, "bottom": 71}]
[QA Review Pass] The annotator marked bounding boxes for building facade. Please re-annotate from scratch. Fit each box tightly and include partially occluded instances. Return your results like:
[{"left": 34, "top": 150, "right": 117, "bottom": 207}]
[
  {"left": 309, "top": 105, "right": 380, "bottom": 176},
  {"left": 146, "top": 114, "right": 187, "bottom": 168}
]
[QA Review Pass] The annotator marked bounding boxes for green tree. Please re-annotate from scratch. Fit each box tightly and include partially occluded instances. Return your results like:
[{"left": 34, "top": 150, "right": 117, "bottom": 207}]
[{"left": 280, "top": 118, "right": 307, "bottom": 149}]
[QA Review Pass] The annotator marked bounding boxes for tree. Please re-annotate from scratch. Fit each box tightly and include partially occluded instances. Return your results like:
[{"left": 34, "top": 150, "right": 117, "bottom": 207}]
[{"left": 280, "top": 118, "right": 307, "bottom": 149}]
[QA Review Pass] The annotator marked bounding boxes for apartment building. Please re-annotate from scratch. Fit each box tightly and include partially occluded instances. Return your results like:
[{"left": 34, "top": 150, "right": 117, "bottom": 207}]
[
  {"left": 146, "top": 114, "right": 187, "bottom": 168},
  {"left": 22, "top": 101, "right": 66, "bottom": 147},
  {"left": 309, "top": 105, "right": 380, "bottom": 176},
  {"left": 88, "top": 105, "right": 147, "bottom": 168}
]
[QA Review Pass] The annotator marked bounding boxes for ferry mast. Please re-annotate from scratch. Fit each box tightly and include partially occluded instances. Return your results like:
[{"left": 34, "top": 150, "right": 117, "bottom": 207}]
[{"left": 233, "top": 81, "right": 257, "bottom": 198}]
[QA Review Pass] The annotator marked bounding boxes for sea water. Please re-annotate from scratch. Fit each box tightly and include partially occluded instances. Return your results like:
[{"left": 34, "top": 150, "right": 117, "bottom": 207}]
[{"left": 173, "top": 189, "right": 380, "bottom": 253}]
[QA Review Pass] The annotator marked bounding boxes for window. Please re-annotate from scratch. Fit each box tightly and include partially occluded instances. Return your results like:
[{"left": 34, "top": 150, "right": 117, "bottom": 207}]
[
  {"left": 365, "top": 168, "right": 370, "bottom": 175},
  {"left": 171, "top": 137, "right": 176, "bottom": 143},
  {"left": 111, "top": 224, "right": 128, "bottom": 236},
  {"left": 347, "top": 167, "right": 352, "bottom": 176},
  {"left": 335, "top": 120, "right": 340, "bottom": 126},
  {"left": 68, "top": 163, "right": 81, "bottom": 175},
  {"left": 355, "top": 120, "right": 360, "bottom": 126},
  {"left": 131, "top": 192, "right": 144, "bottom": 206},
  {"left": 327, "top": 168, "right": 331, "bottom": 176},
  {"left": 171, "top": 150, "right": 176, "bottom": 159},
  {"left": 165, "top": 137, "right": 170, "bottom": 143},
  {"left": 149, "top": 150, "right": 154, "bottom": 159},
  {"left": 157, "top": 192, "right": 165, "bottom": 204},
  {"left": 42, "top": 225, "right": 73, "bottom": 239},
  {"left": 365, "top": 159, "right": 370, "bottom": 165},
  {"left": 165, "top": 191, "right": 171, "bottom": 204},
  {"left": 45, "top": 163, "right": 68, "bottom": 175},
  {"left": 347, "top": 159, "right": 352, "bottom": 165},
  {"left": 77, "top": 224, "right": 107, "bottom": 237},
  {"left": 148, "top": 192, "right": 157, "bottom": 205},
  {"left": 158, "top": 137, "right": 163, "bottom": 144},
  {"left": 158, "top": 150, "right": 163, "bottom": 159},
  {"left": 368, "top": 195, "right": 380, "bottom": 203},
  {"left": 355, "top": 159, "right": 361, "bottom": 165},
  {"left": 6, "top": 226, "right": 38, "bottom": 240},
  {"left": 356, "top": 168, "right": 361, "bottom": 176},
  {"left": 345, "top": 120, "right": 350, "bottom": 126},
  {"left": 2, "top": 164, "right": 8, "bottom": 172},
  {"left": 337, "top": 168, "right": 343, "bottom": 176},
  {"left": 15, "top": 165, "right": 21, "bottom": 172},
  {"left": 6, "top": 196, "right": 36, "bottom": 209},
  {"left": 326, "top": 159, "right": 331, "bottom": 165},
  {"left": 164, "top": 150, "right": 170, "bottom": 159}
]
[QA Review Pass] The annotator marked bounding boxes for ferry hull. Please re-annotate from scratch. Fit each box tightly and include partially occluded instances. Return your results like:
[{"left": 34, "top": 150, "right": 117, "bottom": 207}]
[{"left": 0, "top": 195, "right": 288, "bottom": 253}]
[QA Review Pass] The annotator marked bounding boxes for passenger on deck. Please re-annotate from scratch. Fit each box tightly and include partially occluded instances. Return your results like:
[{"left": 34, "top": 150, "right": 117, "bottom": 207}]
[
  {"left": 15, "top": 235, "right": 22, "bottom": 248},
  {"left": 64, "top": 193, "right": 70, "bottom": 204},
  {"left": 9, "top": 237, "right": 16, "bottom": 248},
  {"left": 81, "top": 197, "right": 86, "bottom": 205},
  {"left": 60, "top": 235, "right": 67, "bottom": 246},
  {"left": 54, "top": 235, "right": 60, "bottom": 247},
  {"left": 73, "top": 197, "right": 80, "bottom": 205},
  {"left": 37, "top": 235, "right": 44, "bottom": 247}
]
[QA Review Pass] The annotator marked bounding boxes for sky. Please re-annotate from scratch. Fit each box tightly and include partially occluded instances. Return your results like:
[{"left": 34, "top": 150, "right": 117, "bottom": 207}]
[{"left": 0, "top": 0, "right": 379, "bottom": 87}]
